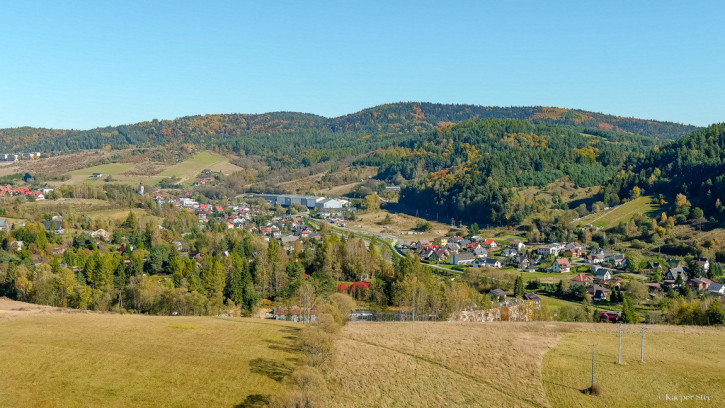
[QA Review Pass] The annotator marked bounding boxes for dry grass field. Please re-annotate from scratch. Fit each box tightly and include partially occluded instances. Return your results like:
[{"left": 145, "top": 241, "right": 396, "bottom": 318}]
[
  {"left": 519, "top": 178, "right": 599, "bottom": 205},
  {"left": 0, "top": 299, "right": 301, "bottom": 408},
  {"left": 543, "top": 325, "right": 725, "bottom": 407},
  {"left": 2, "top": 297, "right": 722, "bottom": 408},
  {"left": 324, "top": 321, "right": 725, "bottom": 408},
  {"left": 155, "top": 151, "right": 243, "bottom": 185},
  {"left": 350, "top": 210, "right": 455, "bottom": 241},
  {"left": 0, "top": 151, "right": 114, "bottom": 178}
]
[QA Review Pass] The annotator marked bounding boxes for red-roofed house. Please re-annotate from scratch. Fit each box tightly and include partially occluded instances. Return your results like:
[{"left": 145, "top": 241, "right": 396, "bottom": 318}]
[
  {"left": 481, "top": 239, "right": 498, "bottom": 249},
  {"left": 552, "top": 258, "right": 571, "bottom": 273}
]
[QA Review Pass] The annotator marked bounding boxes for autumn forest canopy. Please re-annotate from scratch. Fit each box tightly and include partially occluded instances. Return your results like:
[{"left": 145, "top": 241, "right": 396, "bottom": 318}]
[{"left": 3, "top": 102, "right": 724, "bottom": 225}]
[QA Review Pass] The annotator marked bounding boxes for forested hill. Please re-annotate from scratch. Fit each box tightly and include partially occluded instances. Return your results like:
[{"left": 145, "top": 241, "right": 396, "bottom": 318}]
[
  {"left": 0, "top": 103, "right": 699, "bottom": 152},
  {"left": 362, "top": 118, "right": 659, "bottom": 225},
  {"left": 604, "top": 123, "right": 725, "bottom": 219}
]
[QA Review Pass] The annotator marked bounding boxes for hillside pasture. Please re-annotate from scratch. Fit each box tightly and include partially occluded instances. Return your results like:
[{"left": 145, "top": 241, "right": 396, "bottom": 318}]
[
  {"left": 543, "top": 325, "right": 725, "bottom": 407},
  {"left": 65, "top": 163, "right": 136, "bottom": 184},
  {"left": 0, "top": 301, "right": 301, "bottom": 408},
  {"left": 325, "top": 321, "right": 569, "bottom": 407},
  {"left": 325, "top": 321, "right": 724, "bottom": 408},
  {"left": 155, "top": 151, "right": 243, "bottom": 185},
  {"left": 576, "top": 196, "right": 658, "bottom": 230}
]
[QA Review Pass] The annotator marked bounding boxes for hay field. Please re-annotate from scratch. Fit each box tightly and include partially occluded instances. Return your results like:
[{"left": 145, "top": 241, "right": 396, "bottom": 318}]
[
  {"left": 155, "top": 151, "right": 243, "bottom": 185},
  {"left": 576, "top": 196, "right": 658, "bottom": 229},
  {"left": 543, "top": 325, "right": 725, "bottom": 407},
  {"left": 349, "top": 210, "right": 454, "bottom": 241},
  {"left": 325, "top": 321, "right": 570, "bottom": 407},
  {"left": 0, "top": 299, "right": 300, "bottom": 408},
  {"left": 325, "top": 321, "right": 725, "bottom": 408}
]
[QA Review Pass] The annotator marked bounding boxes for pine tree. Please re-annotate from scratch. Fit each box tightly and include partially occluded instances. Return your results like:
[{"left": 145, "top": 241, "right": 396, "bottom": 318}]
[
  {"left": 621, "top": 296, "right": 638, "bottom": 324},
  {"left": 225, "top": 254, "right": 246, "bottom": 305},
  {"left": 514, "top": 275, "right": 524, "bottom": 298}
]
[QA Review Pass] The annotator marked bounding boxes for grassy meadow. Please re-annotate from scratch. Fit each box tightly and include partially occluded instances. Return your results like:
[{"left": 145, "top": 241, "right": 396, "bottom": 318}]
[
  {"left": 325, "top": 321, "right": 724, "bottom": 408},
  {"left": 0, "top": 304, "right": 301, "bottom": 408},
  {"left": 576, "top": 196, "right": 658, "bottom": 229},
  {"left": 56, "top": 151, "right": 243, "bottom": 187},
  {"left": 543, "top": 325, "right": 725, "bottom": 407},
  {"left": 2, "top": 298, "right": 722, "bottom": 408},
  {"left": 155, "top": 151, "right": 243, "bottom": 186}
]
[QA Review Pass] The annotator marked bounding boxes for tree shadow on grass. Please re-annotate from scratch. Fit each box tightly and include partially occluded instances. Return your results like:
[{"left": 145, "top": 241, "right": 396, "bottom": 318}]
[
  {"left": 234, "top": 394, "right": 270, "bottom": 408},
  {"left": 249, "top": 358, "right": 293, "bottom": 382},
  {"left": 262, "top": 337, "right": 297, "bottom": 352}
]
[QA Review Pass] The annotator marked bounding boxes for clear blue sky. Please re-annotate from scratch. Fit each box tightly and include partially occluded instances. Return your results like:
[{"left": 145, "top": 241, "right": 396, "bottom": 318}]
[{"left": 1, "top": 1, "right": 723, "bottom": 129}]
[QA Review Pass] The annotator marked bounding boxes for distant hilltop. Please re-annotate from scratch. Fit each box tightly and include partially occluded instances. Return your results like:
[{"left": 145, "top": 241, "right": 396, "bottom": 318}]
[{"left": 0, "top": 102, "right": 700, "bottom": 152}]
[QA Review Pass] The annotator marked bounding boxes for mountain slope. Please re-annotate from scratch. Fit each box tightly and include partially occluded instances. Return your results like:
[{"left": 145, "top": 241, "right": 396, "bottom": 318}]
[
  {"left": 605, "top": 123, "right": 725, "bottom": 219},
  {"left": 358, "top": 118, "right": 657, "bottom": 225}
]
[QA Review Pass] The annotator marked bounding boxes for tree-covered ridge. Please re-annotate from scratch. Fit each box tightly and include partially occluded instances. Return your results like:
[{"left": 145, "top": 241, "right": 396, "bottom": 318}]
[
  {"left": 364, "top": 118, "right": 657, "bottom": 225},
  {"left": 0, "top": 127, "right": 68, "bottom": 150},
  {"left": 0, "top": 102, "right": 699, "bottom": 153},
  {"left": 605, "top": 123, "right": 725, "bottom": 218}
]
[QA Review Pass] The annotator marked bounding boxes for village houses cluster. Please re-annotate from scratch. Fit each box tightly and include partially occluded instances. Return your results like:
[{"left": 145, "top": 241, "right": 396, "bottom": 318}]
[{"left": 0, "top": 185, "right": 53, "bottom": 200}]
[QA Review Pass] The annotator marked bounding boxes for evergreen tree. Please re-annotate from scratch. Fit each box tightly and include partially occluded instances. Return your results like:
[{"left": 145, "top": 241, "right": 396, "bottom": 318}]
[
  {"left": 621, "top": 296, "right": 638, "bottom": 324},
  {"left": 514, "top": 275, "right": 524, "bottom": 298},
  {"left": 122, "top": 211, "right": 138, "bottom": 231},
  {"left": 225, "top": 254, "right": 246, "bottom": 305}
]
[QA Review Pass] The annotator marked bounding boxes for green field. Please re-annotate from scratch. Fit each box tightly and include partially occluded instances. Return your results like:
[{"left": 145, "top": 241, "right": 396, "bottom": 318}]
[
  {"left": 156, "top": 152, "right": 240, "bottom": 186},
  {"left": 0, "top": 311, "right": 300, "bottom": 407},
  {"left": 58, "top": 152, "right": 242, "bottom": 187},
  {"left": 576, "top": 196, "right": 658, "bottom": 230},
  {"left": 543, "top": 327, "right": 725, "bottom": 407}
]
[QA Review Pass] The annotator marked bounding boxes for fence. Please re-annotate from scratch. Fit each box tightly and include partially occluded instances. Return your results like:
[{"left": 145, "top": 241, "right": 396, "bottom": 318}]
[{"left": 350, "top": 309, "right": 441, "bottom": 322}]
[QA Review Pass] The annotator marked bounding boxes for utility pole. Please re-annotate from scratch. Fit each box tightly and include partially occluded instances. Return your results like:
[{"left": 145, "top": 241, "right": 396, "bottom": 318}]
[
  {"left": 640, "top": 327, "right": 646, "bottom": 362},
  {"left": 618, "top": 322, "right": 622, "bottom": 364},
  {"left": 591, "top": 344, "right": 596, "bottom": 389}
]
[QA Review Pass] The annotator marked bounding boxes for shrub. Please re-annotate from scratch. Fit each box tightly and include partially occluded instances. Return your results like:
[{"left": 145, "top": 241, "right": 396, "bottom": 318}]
[{"left": 295, "top": 326, "right": 333, "bottom": 368}]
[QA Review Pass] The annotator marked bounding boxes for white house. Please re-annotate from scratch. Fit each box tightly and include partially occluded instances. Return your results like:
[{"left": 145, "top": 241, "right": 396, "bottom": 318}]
[
  {"left": 509, "top": 240, "right": 525, "bottom": 251},
  {"left": 552, "top": 258, "right": 571, "bottom": 273},
  {"left": 473, "top": 257, "right": 502, "bottom": 269},
  {"left": 594, "top": 268, "right": 612, "bottom": 281},
  {"left": 537, "top": 245, "right": 560, "bottom": 256}
]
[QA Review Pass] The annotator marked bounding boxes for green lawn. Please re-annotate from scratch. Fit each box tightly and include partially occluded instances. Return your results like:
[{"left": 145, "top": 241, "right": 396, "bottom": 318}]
[{"left": 576, "top": 196, "right": 658, "bottom": 229}]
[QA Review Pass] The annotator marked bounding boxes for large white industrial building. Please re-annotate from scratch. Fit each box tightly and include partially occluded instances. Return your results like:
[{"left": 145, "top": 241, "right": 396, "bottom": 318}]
[{"left": 250, "top": 194, "right": 347, "bottom": 210}]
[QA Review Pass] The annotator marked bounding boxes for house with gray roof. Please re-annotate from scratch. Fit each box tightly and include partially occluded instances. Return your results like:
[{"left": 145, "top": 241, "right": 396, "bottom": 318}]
[
  {"left": 707, "top": 283, "right": 725, "bottom": 296},
  {"left": 450, "top": 252, "right": 476, "bottom": 266}
]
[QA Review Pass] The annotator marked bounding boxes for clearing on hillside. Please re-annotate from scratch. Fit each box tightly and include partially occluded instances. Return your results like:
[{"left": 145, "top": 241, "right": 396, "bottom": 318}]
[
  {"left": 576, "top": 196, "right": 658, "bottom": 230},
  {"left": 155, "top": 151, "right": 243, "bottom": 185},
  {"left": 0, "top": 301, "right": 301, "bottom": 408}
]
